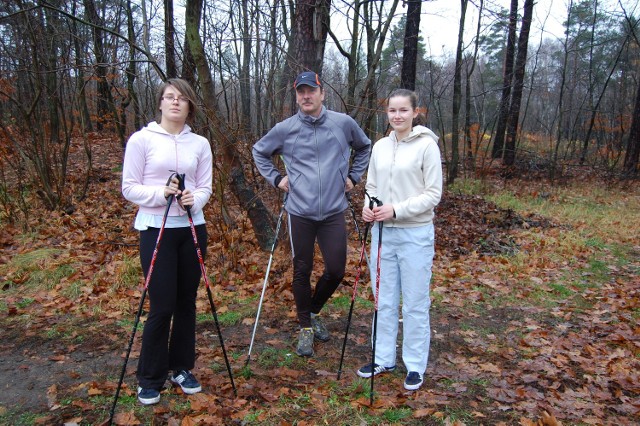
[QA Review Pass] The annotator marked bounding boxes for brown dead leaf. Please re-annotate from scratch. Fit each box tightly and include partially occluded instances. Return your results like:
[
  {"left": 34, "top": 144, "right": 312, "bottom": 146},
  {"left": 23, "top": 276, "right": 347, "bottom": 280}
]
[
  {"left": 180, "top": 416, "right": 198, "bottom": 426},
  {"left": 259, "top": 391, "right": 278, "bottom": 402},
  {"left": 49, "top": 354, "right": 67, "bottom": 362},
  {"left": 540, "top": 410, "right": 562, "bottom": 426},
  {"left": 274, "top": 367, "right": 303, "bottom": 379},
  {"left": 46, "top": 384, "right": 57, "bottom": 409},
  {"left": 113, "top": 411, "right": 140, "bottom": 425},
  {"left": 479, "top": 362, "right": 502, "bottom": 373},
  {"left": 413, "top": 408, "right": 436, "bottom": 418}
]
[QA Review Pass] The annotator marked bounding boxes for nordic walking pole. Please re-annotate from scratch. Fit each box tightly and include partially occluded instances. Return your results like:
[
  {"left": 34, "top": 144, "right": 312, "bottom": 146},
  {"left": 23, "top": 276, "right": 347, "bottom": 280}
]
[
  {"left": 109, "top": 178, "right": 176, "bottom": 425},
  {"left": 177, "top": 174, "right": 236, "bottom": 396},
  {"left": 246, "top": 193, "right": 288, "bottom": 367},
  {"left": 370, "top": 196, "right": 383, "bottom": 406},
  {"left": 337, "top": 195, "right": 374, "bottom": 380},
  {"left": 347, "top": 193, "right": 371, "bottom": 270}
]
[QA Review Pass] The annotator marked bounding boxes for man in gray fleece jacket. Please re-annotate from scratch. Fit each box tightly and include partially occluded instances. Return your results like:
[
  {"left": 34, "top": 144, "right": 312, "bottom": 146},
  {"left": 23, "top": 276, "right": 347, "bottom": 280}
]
[{"left": 252, "top": 71, "right": 371, "bottom": 357}]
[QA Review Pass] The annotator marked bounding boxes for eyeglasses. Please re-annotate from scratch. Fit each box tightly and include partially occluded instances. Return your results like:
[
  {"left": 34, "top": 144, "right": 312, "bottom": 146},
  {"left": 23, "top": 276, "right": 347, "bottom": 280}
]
[{"left": 162, "top": 95, "right": 189, "bottom": 103}]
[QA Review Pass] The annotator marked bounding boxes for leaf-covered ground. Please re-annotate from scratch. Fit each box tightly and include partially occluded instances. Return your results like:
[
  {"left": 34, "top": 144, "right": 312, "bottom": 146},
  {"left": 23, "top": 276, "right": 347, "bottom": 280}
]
[{"left": 0, "top": 137, "right": 638, "bottom": 425}]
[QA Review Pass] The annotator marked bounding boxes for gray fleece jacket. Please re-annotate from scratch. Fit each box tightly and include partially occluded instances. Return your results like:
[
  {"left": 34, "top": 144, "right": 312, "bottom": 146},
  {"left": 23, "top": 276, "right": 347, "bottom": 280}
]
[{"left": 252, "top": 106, "right": 371, "bottom": 220}]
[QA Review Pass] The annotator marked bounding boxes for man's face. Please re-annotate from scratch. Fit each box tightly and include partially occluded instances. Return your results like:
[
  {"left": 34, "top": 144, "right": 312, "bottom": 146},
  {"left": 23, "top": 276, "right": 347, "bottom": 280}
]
[{"left": 295, "top": 85, "right": 324, "bottom": 117}]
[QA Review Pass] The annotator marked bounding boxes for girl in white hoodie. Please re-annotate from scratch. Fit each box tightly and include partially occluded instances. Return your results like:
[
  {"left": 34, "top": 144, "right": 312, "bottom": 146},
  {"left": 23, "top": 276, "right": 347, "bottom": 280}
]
[
  {"left": 357, "top": 89, "right": 443, "bottom": 391},
  {"left": 122, "top": 79, "right": 212, "bottom": 405}
]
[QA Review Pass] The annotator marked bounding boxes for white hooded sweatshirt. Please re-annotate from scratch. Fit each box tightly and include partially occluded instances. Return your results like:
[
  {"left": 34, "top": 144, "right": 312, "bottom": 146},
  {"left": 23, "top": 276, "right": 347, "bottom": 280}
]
[{"left": 365, "top": 125, "right": 443, "bottom": 227}]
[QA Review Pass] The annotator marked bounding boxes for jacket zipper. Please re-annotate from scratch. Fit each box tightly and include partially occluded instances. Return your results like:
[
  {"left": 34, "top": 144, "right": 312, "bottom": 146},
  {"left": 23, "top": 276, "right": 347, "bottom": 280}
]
[{"left": 314, "top": 123, "right": 322, "bottom": 218}]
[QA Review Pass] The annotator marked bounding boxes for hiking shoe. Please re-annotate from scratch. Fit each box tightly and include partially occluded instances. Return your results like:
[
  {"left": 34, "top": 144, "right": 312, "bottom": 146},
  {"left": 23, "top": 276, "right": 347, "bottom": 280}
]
[
  {"left": 356, "top": 363, "right": 396, "bottom": 378},
  {"left": 310, "top": 314, "right": 330, "bottom": 341},
  {"left": 404, "top": 371, "right": 424, "bottom": 390},
  {"left": 296, "top": 327, "right": 314, "bottom": 357},
  {"left": 137, "top": 387, "right": 160, "bottom": 405},
  {"left": 171, "top": 370, "right": 202, "bottom": 394}
]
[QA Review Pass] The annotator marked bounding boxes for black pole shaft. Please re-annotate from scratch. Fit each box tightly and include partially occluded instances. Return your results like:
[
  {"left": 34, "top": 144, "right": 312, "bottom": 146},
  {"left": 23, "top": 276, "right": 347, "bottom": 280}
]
[
  {"left": 337, "top": 222, "right": 371, "bottom": 380},
  {"left": 370, "top": 309, "right": 378, "bottom": 405},
  {"left": 109, "top": 193, "right": 174, "bottom": 425},
  {"left": 206, "top": 284, "right": 237, "bottom": 395},
  {"left": 184, "top": 204, "right": 237, "bottom": 396},
  {"left": 370, "top": 201, "right": 383, "bottom": 406},
  {"left": 109, "top": 289, "right": 146, "bottom": 424}
]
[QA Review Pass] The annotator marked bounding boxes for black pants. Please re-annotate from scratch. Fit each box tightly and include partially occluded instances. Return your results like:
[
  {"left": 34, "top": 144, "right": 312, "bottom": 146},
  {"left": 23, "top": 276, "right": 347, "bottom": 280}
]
[
  {"left": 288, "top": 212, "right": 347, "bottom": 328},
  {"left": 136, "top": 225, "right": 207, "bottom": 390}
]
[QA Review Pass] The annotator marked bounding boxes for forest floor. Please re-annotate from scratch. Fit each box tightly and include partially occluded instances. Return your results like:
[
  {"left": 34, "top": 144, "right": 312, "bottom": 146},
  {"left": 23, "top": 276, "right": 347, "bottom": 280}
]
[{"left": 0, "top": 137, "right": 639, "bottom": 425}]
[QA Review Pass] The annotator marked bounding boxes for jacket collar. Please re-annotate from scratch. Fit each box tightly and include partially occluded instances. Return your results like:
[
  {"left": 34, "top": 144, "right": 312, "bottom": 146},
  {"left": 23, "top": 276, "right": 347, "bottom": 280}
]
[
  {"left": 297, "top": 106, "right": 327, "bottom": 125},
  {"left": 146, "top": 121, "right": 192, "bottom": 136}
]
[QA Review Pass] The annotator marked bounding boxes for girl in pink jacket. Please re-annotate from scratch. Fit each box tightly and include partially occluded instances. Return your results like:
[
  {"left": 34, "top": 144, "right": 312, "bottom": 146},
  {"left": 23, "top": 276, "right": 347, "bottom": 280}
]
[{"left": 122, "top": 78, "right": 212, "bottom": 405}]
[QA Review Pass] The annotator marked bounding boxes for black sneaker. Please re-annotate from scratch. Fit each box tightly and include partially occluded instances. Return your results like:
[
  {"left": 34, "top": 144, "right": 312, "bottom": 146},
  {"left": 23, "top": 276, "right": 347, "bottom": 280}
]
[
  {"left": 137, "top": 387, "right": 160, "bottom": 405},
  {"left": 404, "top": 371, "right": 423, "bottom": 390},
  {"left": 296, "top": 327, "right": 314, "bottom": 357},
  {"left": 171, "top": 370, "right": 202, "bottom": 394},
  {"left": 310, "top": 314, "right": 330, "bottom": 341},
  {"left": 356, "top": 363, "right": 396, "bottom": 378}
]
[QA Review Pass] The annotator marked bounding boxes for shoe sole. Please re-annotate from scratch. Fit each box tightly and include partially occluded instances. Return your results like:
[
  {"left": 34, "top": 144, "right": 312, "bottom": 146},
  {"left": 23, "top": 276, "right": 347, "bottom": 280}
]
[
  {"left": 296, "top": 349, "right": 314, "bottom": 357},
  {"left": 170, "top": 378, "right": 202, "bottom": 394},
  {"left": 356, "top": 366, "right": 396, "bottom": 378},
  {"left": 314, "top": 334, "right": 330, "bottom": 342},
  {"left": 404, "top": 381, "right": 423, "bottom": 391},
  {"left": 404, "top": 383, "right": 422, "bottom": 390},
  {"left": 138, "top": 395, "right": 160, "bottom": 405}
]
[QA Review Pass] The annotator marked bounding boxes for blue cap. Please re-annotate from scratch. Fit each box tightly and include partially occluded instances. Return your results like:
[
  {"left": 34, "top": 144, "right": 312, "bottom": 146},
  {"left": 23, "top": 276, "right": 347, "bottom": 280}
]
[{"left": 293, "top": 71, "right": 322, "bottom": 89}]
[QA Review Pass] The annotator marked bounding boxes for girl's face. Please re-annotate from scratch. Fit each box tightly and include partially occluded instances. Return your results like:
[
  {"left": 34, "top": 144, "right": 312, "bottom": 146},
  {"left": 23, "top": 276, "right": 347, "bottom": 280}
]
[
  {"left": 159, "top": 85, "right": 190, "bottom": 124},
  {"left": 387, "top": 95, "right": 418, "bottom": 135}
]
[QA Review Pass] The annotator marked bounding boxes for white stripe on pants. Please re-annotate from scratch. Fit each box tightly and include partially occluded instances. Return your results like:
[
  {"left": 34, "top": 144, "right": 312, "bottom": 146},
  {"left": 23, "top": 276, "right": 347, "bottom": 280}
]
[{"left": 369, "top": 223, "right": 434, "bottom": 374}]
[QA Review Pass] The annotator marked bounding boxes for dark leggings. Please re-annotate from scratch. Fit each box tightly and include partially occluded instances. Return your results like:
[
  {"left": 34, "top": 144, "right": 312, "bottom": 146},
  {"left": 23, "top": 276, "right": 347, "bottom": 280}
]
[
  {"left": 136, "top": 225, "right": 207, "bottom": 389},
  {"left": 289, "top": 212, "right": 347, "bottom": 328}
]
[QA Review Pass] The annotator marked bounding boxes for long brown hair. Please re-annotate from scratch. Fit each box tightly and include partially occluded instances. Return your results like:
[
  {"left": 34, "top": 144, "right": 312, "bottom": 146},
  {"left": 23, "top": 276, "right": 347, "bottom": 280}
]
[{"left": 155, "top": 78, "right": 198, "bottom": 124}]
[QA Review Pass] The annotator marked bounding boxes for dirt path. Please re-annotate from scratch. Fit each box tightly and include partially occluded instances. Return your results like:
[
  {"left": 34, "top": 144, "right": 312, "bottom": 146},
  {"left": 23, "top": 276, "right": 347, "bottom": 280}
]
[{"left": 0, "top": 321, "right": 121, "bottom": 415}]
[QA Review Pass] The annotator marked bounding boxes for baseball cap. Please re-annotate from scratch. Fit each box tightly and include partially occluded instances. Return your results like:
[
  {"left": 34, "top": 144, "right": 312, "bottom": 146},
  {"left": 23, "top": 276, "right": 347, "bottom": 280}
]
[{"left": 293, "top": 71, "right": 322, "bottom": 89}]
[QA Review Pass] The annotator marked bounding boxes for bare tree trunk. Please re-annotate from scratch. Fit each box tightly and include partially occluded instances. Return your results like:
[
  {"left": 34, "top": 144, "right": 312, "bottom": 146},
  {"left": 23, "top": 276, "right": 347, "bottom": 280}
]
[
  {"left": 181, "top": 38, "right": 197, "bottom": 86},
  {"left": 291, "top": 0, "right": 331, "bottom": 74},
  {"left": 72, "top": 25, "right": 93, "bottom": 133},
  {"left": 503, "top": 0, "right": 534, "bottom": 167},
  {"left": 623, "top": 78, "right": 640, "bottom": 175},
  {"left": 275, "top": 1, "right": 295, "bottom": 118},
  {"left": 81, "top": 0, "right": 124, "bottom": 145},
  {"left": 464, "top": 0, "right": 484, "bottom": 170},
  {"left": 253, "top": 3, "right": 262, "bottom": 135},
  {"left": 551, "top": 0, "right": 574, "bottom": 181},
  {"left": 239, "top": 0, "right": 252, "bottom": 133},
  {"left": 185, "top": 0, "right": 276, "bottom": 249},
  {"left": 581, "top": 35, "right": 628, "bottom": 165},
  {"left": 579, "top": 0, "right": 598, "bottom": 164},
  {"left": 83, "top": 0, "right": 118, "bottom": 134},
  {"left": 400, "top": 0, "right": 421, "bottom": 90},
  {"left": 449, "top": 0, "right": 468, "bottom": 186},
  {"left": 164, "top": 0, "right": 177, "bottom": 78},
  {"left": 358, "top": 0, "right": 400, "bottom": 138},
  {"left": 264, "top": 0, "right": 282, "bottom": 129},
  {"left": 43, "top": 1, "right": 61, "bottom": 144},
  {"left": 125, "top": 0, "right": 141, "bottom": 132},
  {"left": 326, "top": 0, "right": 361, "bottom": 113},
  {"left": 492, "top": 0, "right": 518, "bottom": 159}
]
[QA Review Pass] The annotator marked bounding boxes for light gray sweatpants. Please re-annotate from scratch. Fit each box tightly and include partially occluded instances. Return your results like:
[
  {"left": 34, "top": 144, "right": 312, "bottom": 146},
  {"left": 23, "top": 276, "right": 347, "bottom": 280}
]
[{"left": 369, "top": 223, "right": 435, "bottom": 374}]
